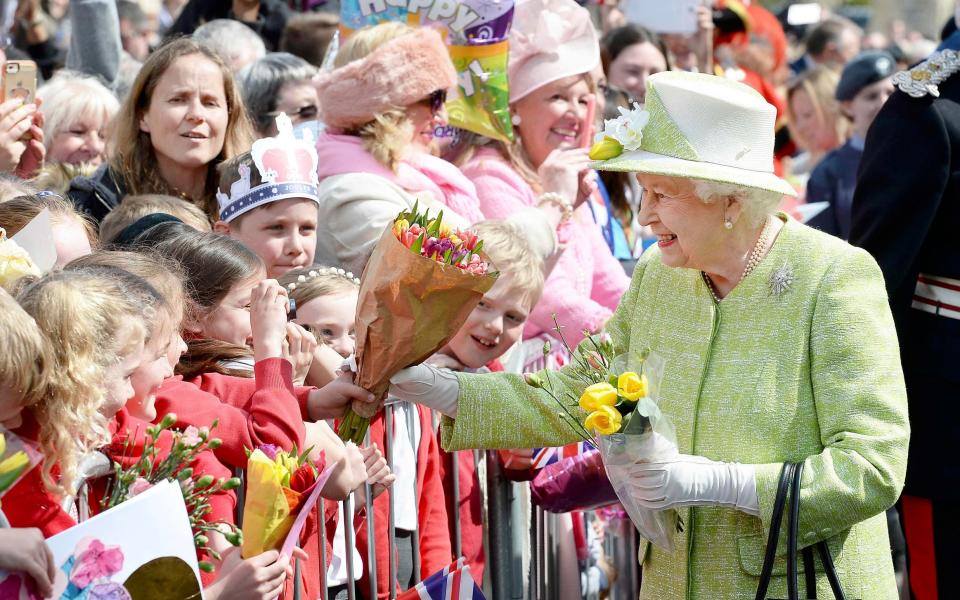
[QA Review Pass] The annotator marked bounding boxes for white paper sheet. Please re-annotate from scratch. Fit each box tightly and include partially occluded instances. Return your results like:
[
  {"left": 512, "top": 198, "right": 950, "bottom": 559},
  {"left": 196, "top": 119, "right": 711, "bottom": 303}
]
[{"left": 621, "top": 0, "right": 700, "bottom": 34}]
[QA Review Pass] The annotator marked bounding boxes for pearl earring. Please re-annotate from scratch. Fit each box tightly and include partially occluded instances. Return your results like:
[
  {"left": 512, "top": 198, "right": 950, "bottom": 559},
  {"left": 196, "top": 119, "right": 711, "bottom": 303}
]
[
  {"left": 511, "top": 114, "right": 522, "bottom": 126},
  {"left": 724, "top": 219, "right": 734, "bottom": 230}
]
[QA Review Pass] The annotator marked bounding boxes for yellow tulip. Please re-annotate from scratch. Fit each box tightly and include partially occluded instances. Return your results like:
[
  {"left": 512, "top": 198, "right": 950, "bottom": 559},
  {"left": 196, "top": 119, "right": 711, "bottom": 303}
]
[
  {"left": 579, "top": 382, "right": 618, "bottom": 412},
  {"left": 0, "top": 432, "right": 6, "bottom": 457},
  {"left": 588, "top": 136, "right": 624, "bottom": 161},
  {"left": 617, "top": 372, "right": 648, "bottom": 401},
  {"left": 0, "top": 450, "right": 28, "bottom": 475},
  {"left": 584, "top": 406, "right": 622, "bottom": 435}
]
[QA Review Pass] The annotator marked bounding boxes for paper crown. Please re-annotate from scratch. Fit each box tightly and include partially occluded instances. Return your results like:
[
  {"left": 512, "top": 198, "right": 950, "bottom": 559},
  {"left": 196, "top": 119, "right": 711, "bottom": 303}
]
[{"left": 217, "top": 114, "right": 321, "bottom": 223}]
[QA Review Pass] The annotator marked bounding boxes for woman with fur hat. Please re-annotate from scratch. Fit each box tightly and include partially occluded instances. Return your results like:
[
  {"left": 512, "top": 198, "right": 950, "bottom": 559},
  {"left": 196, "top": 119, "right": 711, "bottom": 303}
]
[
  {"left": 313, "top": 22, "right": 561, "bottom": 276},
  {"left": 458, "top": 0, "right": 630, "bottom": 355},
  {"left": 312, "top": 23, "right": 476, "bottom": 275},
  {"left": 390, "top": 71, "right": 909, "bottom": 600}
]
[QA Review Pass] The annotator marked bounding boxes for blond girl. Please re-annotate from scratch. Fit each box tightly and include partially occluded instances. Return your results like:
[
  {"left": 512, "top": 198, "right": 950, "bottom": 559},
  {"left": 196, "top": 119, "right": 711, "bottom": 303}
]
[
  {"left": 0, "top": 288, "right": 57, "bottom": 598},
  {"left": 4, "top": 268, "right": 157, "bottom": 533}
]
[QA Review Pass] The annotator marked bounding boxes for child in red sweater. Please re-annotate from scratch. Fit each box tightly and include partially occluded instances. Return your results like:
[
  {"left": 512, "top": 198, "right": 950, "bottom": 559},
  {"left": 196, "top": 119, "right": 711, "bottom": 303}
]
[
  {"left": 124, "top": 230, "right": 387, "bottom": 599},
  {"left": 0, "top": 287, "right": 58, "bottom": 599},
  {"left": 66, "top": 250, "right": 310, "bottom": 598},
  {"left": 4, "top": 268, "right": 154, "bottom": 536},
  {"left": 281, "top": 266, "right": 449, "bottom": 598}
]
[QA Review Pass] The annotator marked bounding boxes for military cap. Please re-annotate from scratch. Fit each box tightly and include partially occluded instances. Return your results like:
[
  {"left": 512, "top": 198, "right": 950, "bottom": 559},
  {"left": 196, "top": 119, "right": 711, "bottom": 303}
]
[{"left": 836, "top": 50, "right": 896, "bottom": 100}]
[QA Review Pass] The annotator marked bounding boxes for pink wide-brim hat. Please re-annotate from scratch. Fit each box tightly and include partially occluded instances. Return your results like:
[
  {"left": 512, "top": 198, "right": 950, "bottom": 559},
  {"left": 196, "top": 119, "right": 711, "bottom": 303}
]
[
  {"left": 316, "top": 27, "right": 458, "bottom": 130},
  {"left": 508, "top": 0, "right": 601, "bottom": 103}
]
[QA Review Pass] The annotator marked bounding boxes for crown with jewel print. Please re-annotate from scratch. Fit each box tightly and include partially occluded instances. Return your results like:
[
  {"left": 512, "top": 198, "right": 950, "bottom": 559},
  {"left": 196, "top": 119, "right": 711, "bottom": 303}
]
[{"left": 216, "top": 114, "right": 320, "bottom": 223}]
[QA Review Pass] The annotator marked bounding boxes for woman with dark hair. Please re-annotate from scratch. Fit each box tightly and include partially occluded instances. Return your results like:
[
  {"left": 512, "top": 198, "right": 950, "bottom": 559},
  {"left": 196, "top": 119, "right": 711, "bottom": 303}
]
[
  {"left": 238, "top": 52, "right": 320, "bottom": 138},
  {"left": 601, "top": 24, "right": 671, "bottom": 104},
  {"left": 67, "top": 37, "right": 255, "bottom": 223}
]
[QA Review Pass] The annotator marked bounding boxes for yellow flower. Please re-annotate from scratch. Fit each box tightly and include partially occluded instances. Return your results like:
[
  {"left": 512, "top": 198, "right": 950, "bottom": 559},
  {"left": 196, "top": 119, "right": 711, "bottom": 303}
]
[
  {"left": 0, "top": 432, "right": 6, "bottom": 456},
  {"left": 617, "top": 372, "right": 648, "bottom": 401},
  {"left": 588, "top": 136, "right": 624, "bottom": 161},
  {"left": 579, "top": 382, "right": 618, "bottom": 412},
  {"left": 0, "top": 231, "right": 40, "bottom": 290},
  {"left": 0, "top": 450, "right": 28, "bottom": 476},
  {"left": 584, "top": 406, "right": 622, "bottom": 435},
  {"left": 392, "top": 218, "right": 410, "bottom": 237}
]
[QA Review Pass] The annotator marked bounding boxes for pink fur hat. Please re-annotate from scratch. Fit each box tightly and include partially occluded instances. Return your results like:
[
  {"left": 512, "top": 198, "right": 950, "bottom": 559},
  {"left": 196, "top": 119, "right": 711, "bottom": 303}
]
[{"left": 317, "top": 28, "right": 458, "bottom": 130}]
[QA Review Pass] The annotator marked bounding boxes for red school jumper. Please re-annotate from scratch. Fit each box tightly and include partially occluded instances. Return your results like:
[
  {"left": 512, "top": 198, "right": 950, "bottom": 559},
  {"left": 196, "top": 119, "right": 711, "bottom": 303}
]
[
  {"left": 154, "top": 357, "right": 337, "bottom": 599},
  {"left": 3, "top": 409, "right": 236, "bottom": 586},
  {"left": 354, "top": 404, "right": 453, "bottom": 598}
]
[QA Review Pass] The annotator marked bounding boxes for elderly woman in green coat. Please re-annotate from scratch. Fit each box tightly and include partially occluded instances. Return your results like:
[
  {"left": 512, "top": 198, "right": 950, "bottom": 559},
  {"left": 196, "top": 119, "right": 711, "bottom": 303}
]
[{"left": 389, "top": 71, "right": 909, "bottom": 600}]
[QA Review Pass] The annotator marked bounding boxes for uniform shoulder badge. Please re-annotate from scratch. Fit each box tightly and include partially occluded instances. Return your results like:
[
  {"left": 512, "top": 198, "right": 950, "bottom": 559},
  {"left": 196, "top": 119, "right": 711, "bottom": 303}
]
[{"left": 893, "top": 49, "right": 960, "bottom": 98}]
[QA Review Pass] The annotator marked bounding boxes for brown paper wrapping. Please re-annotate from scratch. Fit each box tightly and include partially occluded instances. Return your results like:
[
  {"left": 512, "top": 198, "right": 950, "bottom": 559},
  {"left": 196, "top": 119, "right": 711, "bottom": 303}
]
[{"left": 353, "top": 225, "right": 498, "bottom": 408}]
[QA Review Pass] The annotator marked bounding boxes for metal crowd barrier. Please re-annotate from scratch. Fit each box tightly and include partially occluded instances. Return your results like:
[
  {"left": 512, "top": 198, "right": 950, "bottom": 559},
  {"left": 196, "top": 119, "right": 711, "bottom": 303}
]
[{"left": 54, "top": 406, "right": 646, "bottom": 600}]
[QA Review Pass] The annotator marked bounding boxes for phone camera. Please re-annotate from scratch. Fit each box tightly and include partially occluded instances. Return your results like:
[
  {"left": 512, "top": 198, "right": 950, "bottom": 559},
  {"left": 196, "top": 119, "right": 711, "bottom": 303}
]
[{"left": 5, "top": 64, "right": 18, "bottom": 74}]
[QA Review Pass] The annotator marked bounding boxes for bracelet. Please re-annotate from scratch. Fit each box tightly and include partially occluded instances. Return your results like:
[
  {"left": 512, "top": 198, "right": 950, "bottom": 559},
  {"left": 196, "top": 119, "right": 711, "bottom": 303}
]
[{"left": 537, "top": 192, "right": 573, "bottom": 224}]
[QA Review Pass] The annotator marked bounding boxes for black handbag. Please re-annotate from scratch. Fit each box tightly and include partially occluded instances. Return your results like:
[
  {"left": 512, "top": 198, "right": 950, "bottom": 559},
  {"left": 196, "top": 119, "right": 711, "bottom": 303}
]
[{"left": 754, "top": 462, "right": 852, "bottom": 600}]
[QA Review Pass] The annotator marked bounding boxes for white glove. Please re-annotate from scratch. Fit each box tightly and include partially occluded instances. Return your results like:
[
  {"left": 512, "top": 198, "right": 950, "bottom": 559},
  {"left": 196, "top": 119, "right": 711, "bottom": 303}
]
[
  {"left": 626, "top": 454, "right": 760, "bottom": 516},
  {"left": 388, "top": 363, "right": 460, "bottom": 417}
]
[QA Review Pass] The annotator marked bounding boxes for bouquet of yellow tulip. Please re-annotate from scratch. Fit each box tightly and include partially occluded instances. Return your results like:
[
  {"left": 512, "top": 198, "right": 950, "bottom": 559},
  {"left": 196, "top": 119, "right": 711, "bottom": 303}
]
[
  {"left": 526, "top": 318, "right": 681, "bottom": 551},
  {"left": 240, "top": 444, "right": 326, "bottom": 558}
]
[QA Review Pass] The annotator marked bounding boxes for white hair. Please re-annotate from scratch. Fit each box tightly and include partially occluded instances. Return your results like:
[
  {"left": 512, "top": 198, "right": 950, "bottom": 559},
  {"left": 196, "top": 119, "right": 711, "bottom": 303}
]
[
  {"left": 693, "top": 180, "right": 783, "bottom": 227},
  {"left": 36, "top": 71, "right": 120, "bottom": 147},
  {"left": 193, "top": 19, "right": 267, "bottom": 71}
]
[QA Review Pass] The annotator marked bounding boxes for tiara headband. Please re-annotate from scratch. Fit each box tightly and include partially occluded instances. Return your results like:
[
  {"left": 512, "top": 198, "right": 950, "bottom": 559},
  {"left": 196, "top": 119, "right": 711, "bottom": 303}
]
[
  {"left": 216, "top": 114, "right": 320, "bottom": 223},
  {"left": 286, "top": 267, "right": 361, "bottom": 292}
]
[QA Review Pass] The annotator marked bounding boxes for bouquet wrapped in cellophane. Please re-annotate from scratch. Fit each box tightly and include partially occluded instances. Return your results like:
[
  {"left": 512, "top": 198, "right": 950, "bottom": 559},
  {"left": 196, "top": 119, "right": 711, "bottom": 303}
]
[
  {"left": 338, "top": 203, "right": 498, "bottom": 444},
  {"left": 240, "top": 444, "right": 327, "bottom": 558},
  {"left": 527, "top": 321, "right": 681, "bottom": 551}
]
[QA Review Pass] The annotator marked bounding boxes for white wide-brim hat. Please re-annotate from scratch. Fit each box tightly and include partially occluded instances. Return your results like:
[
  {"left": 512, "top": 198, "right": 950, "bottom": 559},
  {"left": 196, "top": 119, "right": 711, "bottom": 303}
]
[{"left": 593, "top": 71, "right": 796, "bottom": 197}]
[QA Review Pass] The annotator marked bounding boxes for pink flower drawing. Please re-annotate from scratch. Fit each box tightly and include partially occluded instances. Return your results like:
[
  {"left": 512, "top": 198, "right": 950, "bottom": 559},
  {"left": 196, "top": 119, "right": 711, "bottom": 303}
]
[{"left": 69, "top": 538, "right": 124, "bottom": 589}]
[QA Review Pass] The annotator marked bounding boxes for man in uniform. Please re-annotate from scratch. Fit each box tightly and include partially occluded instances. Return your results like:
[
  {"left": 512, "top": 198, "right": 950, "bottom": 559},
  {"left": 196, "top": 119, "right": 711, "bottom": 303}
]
[{"left": 849, "top": 41, "right": 960, "bottom": 600}]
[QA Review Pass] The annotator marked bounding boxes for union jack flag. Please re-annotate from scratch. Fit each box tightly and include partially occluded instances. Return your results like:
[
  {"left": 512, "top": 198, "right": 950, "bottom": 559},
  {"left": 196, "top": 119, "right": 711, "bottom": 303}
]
[
  {"left": 397, "top": 560, "right": 485, "bottom": 600},
  {"left": 530, "top": 441, "right": 597, "bottom": 469}
]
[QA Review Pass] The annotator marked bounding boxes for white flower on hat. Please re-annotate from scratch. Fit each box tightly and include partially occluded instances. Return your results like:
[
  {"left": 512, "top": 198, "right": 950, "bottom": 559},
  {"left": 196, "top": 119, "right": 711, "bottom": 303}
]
[{"left": 608, "top": 104, "right": 650, "bottom": 151}]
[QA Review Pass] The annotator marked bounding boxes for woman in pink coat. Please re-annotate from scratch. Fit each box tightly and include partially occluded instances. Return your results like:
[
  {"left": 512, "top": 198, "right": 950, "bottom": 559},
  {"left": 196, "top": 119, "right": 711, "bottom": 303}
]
[{"left": 459, "top": 0, "right": 630, "bottom": 352}]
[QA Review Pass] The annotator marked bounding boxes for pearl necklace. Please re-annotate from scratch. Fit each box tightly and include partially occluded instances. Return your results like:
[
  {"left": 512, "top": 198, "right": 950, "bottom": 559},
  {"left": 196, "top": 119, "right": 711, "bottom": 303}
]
[{"left": 703, "top": 217, "right": 772, "bottom": 302}]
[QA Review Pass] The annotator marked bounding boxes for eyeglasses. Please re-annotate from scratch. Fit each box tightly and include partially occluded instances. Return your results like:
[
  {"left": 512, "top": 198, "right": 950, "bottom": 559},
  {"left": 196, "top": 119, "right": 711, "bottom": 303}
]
[
  {"left": 428, "top": 89, "right": 447, "bottom": 114},
  {"left": 265, "top": 104, "right": 319, "bottom": 121}
]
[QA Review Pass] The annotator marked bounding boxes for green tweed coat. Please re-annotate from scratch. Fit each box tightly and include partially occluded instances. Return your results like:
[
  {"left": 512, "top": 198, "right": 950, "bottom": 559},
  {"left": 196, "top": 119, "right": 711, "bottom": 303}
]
[{"left": 442, "top": 216, "right": 909, "bottom": 600}]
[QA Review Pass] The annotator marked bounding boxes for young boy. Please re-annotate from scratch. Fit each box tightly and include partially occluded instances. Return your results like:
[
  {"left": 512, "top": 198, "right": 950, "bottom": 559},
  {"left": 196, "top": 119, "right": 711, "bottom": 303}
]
[
  {"left": 214, "top": 114, "right": 320, "bottom": 278},
  {"left": 428, "top": 219, "right": 545, "bottom": 585},
  {"left": 807, "top": 50, "right": 896, "bottom": 239},
  {"left": 435, "top": 220, "right": 545, "bottom": 372}
]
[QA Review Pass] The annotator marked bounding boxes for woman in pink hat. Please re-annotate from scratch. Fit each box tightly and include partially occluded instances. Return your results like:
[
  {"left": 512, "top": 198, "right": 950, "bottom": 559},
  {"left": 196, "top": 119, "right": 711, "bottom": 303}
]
[
  {"left": 459, "top": 0, "right": 630, "bottom": 357},
  {"left": 313, "top": 23, "right": 559, "bottom": 275}
]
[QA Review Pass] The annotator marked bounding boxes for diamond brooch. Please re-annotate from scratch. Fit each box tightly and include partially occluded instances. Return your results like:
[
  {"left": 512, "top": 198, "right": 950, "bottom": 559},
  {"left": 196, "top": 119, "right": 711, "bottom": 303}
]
[{"left": 769, "top": 264, "right": 794, "bottom": 297}]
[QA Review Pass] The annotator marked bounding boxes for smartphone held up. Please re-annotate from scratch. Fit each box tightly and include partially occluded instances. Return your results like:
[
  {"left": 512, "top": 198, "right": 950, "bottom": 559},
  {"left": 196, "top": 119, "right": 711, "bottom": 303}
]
[{"left": 2, "top": 60, "right": 37, "bottom": 104}]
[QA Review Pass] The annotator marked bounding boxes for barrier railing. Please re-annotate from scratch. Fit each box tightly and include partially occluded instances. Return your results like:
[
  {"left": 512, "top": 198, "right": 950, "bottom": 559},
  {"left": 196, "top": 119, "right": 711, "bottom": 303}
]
[{"left": 53, "top": 406, "right": 645, "bottom": 600}]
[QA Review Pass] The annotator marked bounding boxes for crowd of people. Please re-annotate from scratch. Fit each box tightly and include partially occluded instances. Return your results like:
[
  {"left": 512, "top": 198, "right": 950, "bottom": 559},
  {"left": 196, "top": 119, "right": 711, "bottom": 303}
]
[{"left": 0, "top": 0, "right": 956, "bottom": 599}]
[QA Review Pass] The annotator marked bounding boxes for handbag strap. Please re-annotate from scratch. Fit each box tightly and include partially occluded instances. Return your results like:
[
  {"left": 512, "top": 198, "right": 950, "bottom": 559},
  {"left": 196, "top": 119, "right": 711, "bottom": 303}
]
[
  {"left": 802, "top": 547, "right": 817, "bottom": 598},
  {"left": 790, "top": 462, "right": 849, "bottom": 600},
  {"left": 787, "top": 461, "right": 805, "bottom": 599},
  {"left": 816, "top": 540, "right": 848, "bottom": 600},
  {"left": 755, "top": 462, "right": 795, "bottom": 600}
]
